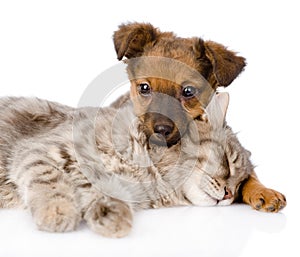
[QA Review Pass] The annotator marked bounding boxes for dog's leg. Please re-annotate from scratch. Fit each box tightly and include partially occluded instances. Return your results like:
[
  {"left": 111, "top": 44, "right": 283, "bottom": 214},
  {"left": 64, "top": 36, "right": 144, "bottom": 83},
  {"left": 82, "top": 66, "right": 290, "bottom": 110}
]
[{"left": 241, "top": 172, "right": 286, "bottom": 212}]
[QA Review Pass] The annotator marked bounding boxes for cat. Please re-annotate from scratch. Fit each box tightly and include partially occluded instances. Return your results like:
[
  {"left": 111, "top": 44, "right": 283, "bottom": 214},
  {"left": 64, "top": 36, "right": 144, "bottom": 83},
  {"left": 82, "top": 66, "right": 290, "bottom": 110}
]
[{"left": 0, "top": 92, "right": 253, "bottom": 237}]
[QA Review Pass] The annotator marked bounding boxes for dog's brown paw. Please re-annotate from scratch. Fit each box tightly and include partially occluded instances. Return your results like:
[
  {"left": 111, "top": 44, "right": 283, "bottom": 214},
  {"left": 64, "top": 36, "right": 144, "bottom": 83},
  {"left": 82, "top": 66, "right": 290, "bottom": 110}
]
[{"left": 249, "top": 188, "right": 286, "bottom": 212}]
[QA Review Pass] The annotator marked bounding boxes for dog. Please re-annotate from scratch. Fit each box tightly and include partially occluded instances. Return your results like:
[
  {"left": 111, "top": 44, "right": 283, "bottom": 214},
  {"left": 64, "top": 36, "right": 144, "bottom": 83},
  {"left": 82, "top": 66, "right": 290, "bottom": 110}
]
[{"left": 112, "top": 22, "right": 286, "bottom": 212}]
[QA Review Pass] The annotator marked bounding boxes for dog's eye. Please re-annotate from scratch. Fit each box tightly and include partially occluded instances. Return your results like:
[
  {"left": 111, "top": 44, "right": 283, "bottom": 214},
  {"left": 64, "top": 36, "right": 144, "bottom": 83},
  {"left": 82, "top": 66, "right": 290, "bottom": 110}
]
[
  {"left": 182, "top": 86, "right": 197, "bottom": 98},
  {"left": 138, "top": 83, "right": 151, "bottom": 96}
]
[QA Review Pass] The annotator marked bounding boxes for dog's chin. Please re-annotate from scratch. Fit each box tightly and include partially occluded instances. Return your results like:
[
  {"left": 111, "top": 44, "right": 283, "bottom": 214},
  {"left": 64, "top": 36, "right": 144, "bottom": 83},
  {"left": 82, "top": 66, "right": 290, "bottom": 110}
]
[{"left": 148, "top": 133, "right": 181, "bottom": 147}]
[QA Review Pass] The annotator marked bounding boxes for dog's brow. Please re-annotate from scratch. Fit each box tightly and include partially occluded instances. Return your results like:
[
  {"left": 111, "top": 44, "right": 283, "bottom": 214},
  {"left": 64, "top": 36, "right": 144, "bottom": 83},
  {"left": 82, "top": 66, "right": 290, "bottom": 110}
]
[{"left": 181, "top": 80, "right": 197, "bottom": 87}]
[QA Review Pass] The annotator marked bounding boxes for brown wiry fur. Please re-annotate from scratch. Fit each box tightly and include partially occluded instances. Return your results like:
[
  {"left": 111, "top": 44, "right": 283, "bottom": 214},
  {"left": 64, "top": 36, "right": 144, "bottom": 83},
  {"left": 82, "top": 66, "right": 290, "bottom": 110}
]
[
  {"left": 114, "top": 22, "right": 246, "bottom": 89},
  {"left": 113, "top": 22, "right": 286, "bottom": 212}
]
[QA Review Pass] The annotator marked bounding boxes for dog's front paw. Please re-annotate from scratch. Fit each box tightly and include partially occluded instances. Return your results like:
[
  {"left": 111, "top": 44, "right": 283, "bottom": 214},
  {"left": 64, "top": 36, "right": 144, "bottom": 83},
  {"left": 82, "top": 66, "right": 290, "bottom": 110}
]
[
  {"left": 249, "top": 188, "right": 286, "bottom": 212},
  {"left": 84, "top": 198, "right": 133, "bottom": 238},
  {"left": 32, "top": 199, "right": 80, "bottom": 232}
]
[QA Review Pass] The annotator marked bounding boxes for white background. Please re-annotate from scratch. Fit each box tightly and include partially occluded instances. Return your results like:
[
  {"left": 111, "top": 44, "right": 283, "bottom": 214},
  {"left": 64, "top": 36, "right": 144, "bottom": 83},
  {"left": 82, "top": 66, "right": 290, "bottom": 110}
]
[{"left": 0, "top": 1, "right": 299, "bottom": 256}]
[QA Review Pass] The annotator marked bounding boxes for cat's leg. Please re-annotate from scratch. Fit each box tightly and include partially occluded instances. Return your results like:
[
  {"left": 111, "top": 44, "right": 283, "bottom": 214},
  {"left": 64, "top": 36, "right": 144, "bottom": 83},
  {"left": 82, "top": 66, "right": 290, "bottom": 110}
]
[
  {"left": 83, "top": 193, "right": 133, "bottom": 238},
  {"left": 26, "top": 163, "right": 81, "bottom": 232},
  {"left": 241, "top": 172, "right": 286, "bottom": 212},
  {"left": 0, "top": 181, "right": 21, "bottom": 208},
  {"left": 0, "top": 173, "right": 21, "bottom": 208}
]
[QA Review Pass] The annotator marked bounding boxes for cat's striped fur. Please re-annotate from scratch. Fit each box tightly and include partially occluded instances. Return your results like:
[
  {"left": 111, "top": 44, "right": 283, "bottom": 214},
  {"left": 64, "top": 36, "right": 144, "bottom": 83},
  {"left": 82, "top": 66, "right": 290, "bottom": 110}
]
[{"left": 0, "top": 93, "right": 253, "bottom": 237}]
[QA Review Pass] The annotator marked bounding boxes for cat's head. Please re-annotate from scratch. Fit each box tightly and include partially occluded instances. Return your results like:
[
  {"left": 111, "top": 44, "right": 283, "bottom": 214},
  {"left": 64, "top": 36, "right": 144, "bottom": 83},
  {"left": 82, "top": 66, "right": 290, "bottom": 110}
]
[
  {"left": 192, "top": 92, "right": 250, "bottom": 206},
  {"left": 186, "top": 92, "right": 240, "bottom": 205}
]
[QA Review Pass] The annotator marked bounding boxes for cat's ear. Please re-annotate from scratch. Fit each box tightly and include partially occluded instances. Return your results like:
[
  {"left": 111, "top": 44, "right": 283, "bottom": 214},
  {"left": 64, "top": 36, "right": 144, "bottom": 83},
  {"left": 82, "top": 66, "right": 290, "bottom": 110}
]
[
  {"left": 216, "top": 92, "right": 229, "bottom": 121},
  {"left": 204, "top": 92, "right": 229, "bottom": 127}
]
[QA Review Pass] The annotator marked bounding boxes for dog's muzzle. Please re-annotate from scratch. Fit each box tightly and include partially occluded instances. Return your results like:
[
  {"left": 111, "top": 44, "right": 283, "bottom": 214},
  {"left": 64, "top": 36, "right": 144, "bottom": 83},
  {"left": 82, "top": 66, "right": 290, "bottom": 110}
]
[
  {"left": 146, "top": 113, "right": 182, "bottom": 147},
  {"left": 154, "top": 122, "right": 173, "bottom": 138}
]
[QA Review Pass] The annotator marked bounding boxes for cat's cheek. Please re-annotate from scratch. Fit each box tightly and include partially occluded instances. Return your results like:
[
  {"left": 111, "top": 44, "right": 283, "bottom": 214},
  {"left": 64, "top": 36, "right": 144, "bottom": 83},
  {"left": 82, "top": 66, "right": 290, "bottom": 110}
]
[
  {"left": 197, "top": 196, "right": 219, "bottom": 206},
  {"left": 183, "top": 185, "right": 218, "bottom": 206},
  {"left": 217, "top": 198, "right": 234, "bottom": 206}
]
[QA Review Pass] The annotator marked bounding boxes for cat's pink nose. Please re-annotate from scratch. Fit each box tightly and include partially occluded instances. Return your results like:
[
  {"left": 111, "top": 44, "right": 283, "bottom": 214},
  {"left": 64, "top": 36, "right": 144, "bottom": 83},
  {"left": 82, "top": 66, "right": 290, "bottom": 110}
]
[{"left": 223, "top": 187, "right": 233, "bottom": 200}]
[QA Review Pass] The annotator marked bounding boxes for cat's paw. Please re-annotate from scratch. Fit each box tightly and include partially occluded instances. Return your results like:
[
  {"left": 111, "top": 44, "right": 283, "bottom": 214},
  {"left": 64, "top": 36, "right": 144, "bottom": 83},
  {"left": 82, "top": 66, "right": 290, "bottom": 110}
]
[
  {"left": 32, "top": 198, "right": 81, "bottom": 232},
  {"left": 84, "top": 198, "right": 132, "bottom": 238},
  {"left": 249, "top": 188, "right": 286, "bottom": 212}
]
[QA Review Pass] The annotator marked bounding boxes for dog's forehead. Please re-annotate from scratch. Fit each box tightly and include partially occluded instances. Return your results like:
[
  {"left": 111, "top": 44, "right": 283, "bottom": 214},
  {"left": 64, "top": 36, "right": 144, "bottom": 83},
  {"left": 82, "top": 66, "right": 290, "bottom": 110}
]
[
  {"left": 127, "top": 56, "right": 208, "bottom": 87},
  {"left": 147, "top": 78, "right": 179, "bottom": 96},
  {"left": 147, "top": 37, "right": 197, "bottom": 55},
  {"left": 146, "top": 37, "right": 201, "bottom": 64}
]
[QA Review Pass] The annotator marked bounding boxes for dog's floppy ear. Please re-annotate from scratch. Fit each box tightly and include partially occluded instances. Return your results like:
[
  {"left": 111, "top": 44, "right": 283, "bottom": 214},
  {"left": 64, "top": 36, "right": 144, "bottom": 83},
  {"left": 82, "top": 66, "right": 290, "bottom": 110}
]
[
  {"left": 205, "top": 41, "right": 246, "bottom": 87},
  {"left": 113, "top": 22, "right": 160, "bottom": 60},
  {"left": 195, "top": 39, "right": 246, "bottom": 87}
]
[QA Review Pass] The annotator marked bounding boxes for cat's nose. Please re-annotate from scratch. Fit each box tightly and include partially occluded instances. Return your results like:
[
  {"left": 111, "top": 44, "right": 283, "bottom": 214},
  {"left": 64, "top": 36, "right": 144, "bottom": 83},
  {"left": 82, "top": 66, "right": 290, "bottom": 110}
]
[{"left": 223, "top": 187, "right": 233, "bottom": 200}]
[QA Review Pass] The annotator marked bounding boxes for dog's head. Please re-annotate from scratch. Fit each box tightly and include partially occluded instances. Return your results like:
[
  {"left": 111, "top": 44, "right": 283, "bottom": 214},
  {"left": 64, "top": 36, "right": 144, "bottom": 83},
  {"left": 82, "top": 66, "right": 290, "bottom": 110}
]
[{"left": 113, "top": 22, "right": 245, "bottom": 146}]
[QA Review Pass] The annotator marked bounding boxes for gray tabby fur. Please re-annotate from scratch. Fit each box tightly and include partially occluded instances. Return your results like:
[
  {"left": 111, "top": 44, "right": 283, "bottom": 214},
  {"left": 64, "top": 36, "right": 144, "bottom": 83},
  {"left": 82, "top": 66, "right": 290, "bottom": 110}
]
[{"left": 0, "top": 93, "right": 253, "bottom": 237}]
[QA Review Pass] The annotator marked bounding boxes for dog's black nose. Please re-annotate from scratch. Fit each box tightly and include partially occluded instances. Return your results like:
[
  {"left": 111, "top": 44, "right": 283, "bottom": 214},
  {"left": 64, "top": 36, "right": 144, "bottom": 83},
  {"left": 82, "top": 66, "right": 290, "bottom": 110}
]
[{"left": 154, "top": 124, "right": 173, "bottom": 137}]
